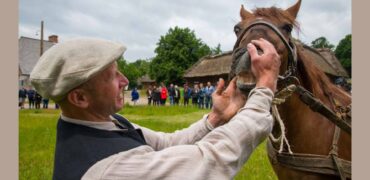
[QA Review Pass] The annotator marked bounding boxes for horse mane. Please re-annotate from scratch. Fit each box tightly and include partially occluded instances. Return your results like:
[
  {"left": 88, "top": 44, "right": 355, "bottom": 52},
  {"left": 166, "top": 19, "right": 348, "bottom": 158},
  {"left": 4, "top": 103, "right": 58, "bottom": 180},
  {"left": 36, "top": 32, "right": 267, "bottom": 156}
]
[{"left": 296, "top": 44, "right": 351, "bottom": 109}]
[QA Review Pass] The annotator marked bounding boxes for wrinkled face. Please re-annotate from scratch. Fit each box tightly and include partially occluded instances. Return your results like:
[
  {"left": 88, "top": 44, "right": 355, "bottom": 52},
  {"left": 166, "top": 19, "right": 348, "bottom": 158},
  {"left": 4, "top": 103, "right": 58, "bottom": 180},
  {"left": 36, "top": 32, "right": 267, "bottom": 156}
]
[
  {"left": 231, "top": 1, "right": 301, "bottom": 91},
  {"left": 86, "top": 62, "right": 129, "bottom": 115}
]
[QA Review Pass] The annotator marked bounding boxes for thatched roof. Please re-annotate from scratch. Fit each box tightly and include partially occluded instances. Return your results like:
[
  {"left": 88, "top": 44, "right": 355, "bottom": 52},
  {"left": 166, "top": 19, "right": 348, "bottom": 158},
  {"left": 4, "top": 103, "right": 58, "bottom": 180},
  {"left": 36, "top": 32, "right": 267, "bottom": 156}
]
[
  {"left": 316, "top": 48, "right": 349, "bottom": 77},
  {"left": 19, "top": 37, "right": 55, "bottom": 76},
  {"left": 300, "top": 43, "right": 348, "bottom": 77},
  {"left": 184, "top": 51, "right": 233, "bottom": 78},
  {"left": 137, "top": 74, "right": 155, "bottom": 83},
  {"left": 184, "top": 44, "right": 348, "bottom": 78}
]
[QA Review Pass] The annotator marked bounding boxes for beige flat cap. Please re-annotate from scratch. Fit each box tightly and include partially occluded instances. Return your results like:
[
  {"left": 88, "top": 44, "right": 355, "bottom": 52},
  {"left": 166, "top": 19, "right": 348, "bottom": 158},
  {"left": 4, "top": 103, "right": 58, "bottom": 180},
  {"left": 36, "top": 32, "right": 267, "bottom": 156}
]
[{"left": 30, "top": 38, "right": 126, "bottom": 102}]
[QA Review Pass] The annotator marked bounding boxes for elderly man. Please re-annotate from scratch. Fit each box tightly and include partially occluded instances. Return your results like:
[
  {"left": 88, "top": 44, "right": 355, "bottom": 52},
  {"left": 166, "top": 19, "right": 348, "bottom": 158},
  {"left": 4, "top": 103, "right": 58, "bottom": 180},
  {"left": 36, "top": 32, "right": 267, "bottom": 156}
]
[{"left": 30, "top": 37, "right": 280, "bottom": 180}]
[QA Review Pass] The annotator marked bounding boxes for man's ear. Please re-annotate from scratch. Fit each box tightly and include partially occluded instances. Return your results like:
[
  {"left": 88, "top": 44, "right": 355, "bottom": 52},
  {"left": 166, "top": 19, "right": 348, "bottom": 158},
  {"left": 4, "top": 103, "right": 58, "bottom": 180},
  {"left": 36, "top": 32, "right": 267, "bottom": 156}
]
[{"left": 66, "top": 88, "right": 90, "bottom": 108}]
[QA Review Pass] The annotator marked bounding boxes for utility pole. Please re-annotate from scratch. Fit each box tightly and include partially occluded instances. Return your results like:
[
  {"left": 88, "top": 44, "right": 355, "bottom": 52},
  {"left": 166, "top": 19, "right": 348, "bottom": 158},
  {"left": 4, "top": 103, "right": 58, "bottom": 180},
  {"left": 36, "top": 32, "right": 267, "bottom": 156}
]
[{"left": 40, "top": 20, "right": 44, "bottom": 56}]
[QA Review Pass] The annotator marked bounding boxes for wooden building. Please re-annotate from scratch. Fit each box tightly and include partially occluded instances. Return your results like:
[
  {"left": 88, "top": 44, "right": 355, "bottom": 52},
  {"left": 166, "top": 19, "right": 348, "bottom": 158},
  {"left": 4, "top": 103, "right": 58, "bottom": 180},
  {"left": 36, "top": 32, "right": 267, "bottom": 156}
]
[
  {"left": 19, "top": 35, "right": 58, "bottom": 88},
  {"left": 137, "top": 74, "right": 156, "bottom": 89},
  {"left": 183, "top": 51, "right": 233, "bottom": 87}
]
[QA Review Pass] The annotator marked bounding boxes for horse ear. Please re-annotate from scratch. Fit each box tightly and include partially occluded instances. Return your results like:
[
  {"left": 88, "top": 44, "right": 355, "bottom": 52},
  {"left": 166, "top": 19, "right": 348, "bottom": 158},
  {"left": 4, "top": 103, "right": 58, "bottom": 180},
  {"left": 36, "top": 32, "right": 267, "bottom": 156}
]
[
  {"left": 286, "top": 0, "right": 302, "bottom": 18},
  {"left": 240, "top": 4, "right": 252, "bottom": 20}
]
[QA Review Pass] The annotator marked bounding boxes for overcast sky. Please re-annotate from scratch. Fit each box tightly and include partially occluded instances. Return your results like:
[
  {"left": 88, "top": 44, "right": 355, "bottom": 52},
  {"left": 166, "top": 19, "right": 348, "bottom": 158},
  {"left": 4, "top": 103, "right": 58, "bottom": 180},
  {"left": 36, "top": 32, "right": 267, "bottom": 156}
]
[{"left": 19, "top": 0, "right": 351, "bottom": 62}]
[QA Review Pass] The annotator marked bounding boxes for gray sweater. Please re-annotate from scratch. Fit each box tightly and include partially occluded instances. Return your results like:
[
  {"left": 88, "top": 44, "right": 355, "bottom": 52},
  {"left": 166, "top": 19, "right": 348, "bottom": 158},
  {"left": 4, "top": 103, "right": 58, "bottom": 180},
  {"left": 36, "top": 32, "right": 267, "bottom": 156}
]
[{"left": 70, "top": 87, "right": 274, "bottom": 180}]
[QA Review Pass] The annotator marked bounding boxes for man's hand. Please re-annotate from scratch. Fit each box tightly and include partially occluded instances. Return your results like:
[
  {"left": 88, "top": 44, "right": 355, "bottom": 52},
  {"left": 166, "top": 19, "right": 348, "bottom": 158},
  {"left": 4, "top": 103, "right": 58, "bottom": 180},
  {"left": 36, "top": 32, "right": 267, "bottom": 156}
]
[
  {"left": 247, "top": 38, "right": 281, "bottom": 92},
  {"left": 207, "top": 78, "right": 246, "bottom": 128}
]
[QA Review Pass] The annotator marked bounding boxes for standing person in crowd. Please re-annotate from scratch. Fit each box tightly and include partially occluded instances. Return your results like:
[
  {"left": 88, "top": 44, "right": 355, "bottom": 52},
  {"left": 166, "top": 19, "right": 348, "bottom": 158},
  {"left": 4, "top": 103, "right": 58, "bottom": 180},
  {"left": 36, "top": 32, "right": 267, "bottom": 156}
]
[
  {"left": 168, "top": 83, "right": 175, "bottom": 105},
  {"left": 191, "top": 84, "right": 199, "bottom": 106},
  {"left": 131, "top": 87, "right": 140, "bottom": 105},
  {"left": 42, "top": 97, "right": 49, "bottom": 109},
  {"left": 205, "top": 82, "right": 215, "bottom": 109},
  {"left": 174, "top": 85, "right": 181, "bottom": 105},
  {"left": 29, "top": 37, "right": 280, "bottom": 180},
  {"left": 160, "top": 82, "right": 168, "bottom": 105},
  {"left": 183, "top": 84, "right": 192, "bottom": 106},
  {"left": 35, "top": 91, "right": 42, "bottom": 109},
  {"left": 152, "top": 85, "right": 160, "bottom": 106},
  {"left": 198, "top": 83, "right": 205, "bottom": 109},
  {"left": 27, "top": 87, "right": 36, "bottom": 109},
  {"left": 146, "top": 85, "right": 153, "bottom": 105},
  {"left": 18, "top": 87, "right": 27, "bottom": 109}
]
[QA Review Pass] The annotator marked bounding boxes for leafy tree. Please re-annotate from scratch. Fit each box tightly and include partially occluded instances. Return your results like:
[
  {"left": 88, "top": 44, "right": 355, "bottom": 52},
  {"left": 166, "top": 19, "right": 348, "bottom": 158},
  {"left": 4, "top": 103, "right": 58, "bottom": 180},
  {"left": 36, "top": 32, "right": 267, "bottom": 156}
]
[
  {"left": 211, "top": 43, "right": 222, "bottom": 55},
  {"left": 335, "top": 34, "right": 351, "bottom": 77},
  {"left": 117, "top": 57, "right": 127, "bottom": 75},
  {"left": 132, "top": 59, "right": 151, "bottom": 77},
  {"left": 150, "top": 26, "right": 212, "bottom": 84},
  {"left": 117, "top": 58, "right": 140, "bottom": 89},
  {"left": 311, "top": 36, "right": 335, "bottom": 50}
]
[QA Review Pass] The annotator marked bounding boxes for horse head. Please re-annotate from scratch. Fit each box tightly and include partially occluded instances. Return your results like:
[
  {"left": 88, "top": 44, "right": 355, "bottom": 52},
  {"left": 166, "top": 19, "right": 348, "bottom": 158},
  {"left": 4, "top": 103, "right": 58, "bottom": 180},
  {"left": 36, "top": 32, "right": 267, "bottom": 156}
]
[{"left": 230, "top": 0, "right": 302, "bottom": 93}]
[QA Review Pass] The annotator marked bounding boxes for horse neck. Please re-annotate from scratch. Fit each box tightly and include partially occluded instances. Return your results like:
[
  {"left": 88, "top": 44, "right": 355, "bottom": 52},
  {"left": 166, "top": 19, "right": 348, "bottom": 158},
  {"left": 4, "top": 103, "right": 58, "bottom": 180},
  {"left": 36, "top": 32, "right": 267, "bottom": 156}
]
[{"left": 275, "top": 46, "right": 351, "bottom": 154}]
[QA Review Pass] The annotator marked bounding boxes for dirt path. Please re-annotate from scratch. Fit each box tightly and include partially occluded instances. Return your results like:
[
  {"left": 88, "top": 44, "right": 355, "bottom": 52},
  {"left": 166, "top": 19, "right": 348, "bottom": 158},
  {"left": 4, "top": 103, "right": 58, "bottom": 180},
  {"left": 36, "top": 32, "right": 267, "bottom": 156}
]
[{"left": 124, "top": 90, "right": 148, "bottom": 105}]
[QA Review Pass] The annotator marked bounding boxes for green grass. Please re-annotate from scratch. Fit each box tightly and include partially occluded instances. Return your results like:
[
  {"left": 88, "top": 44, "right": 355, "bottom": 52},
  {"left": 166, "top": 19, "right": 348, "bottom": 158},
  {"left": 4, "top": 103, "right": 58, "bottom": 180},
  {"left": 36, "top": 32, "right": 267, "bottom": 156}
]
[{"left": 19, "top": 106, "right": 277, "bottom": 180}]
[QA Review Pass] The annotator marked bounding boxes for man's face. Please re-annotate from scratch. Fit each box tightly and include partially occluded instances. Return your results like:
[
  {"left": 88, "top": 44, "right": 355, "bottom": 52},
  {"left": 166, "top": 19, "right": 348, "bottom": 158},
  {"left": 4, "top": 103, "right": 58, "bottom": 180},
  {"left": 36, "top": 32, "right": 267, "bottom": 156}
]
[{"left": 85, "top": 62, "right": 129, "bottom": 115}]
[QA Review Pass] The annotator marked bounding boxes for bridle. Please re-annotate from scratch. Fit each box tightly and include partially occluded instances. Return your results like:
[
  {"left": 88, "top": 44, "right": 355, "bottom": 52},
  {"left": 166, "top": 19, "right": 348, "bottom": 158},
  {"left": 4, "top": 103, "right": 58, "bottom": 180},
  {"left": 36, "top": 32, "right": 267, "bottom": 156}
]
[{"left": 232, "top": 19, "right": 298, "bottom": 81}]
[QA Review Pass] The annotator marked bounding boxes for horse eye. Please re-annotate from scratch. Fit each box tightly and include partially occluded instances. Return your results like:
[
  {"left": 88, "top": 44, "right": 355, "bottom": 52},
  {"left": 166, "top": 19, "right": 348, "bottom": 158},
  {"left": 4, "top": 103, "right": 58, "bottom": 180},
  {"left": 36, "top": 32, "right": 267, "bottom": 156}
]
[
  {"left": 234, "top": 25, "right": 241, "bottom": 34},
  {"left": 282, "top": 24, "right": 293, "bottom": 33}
]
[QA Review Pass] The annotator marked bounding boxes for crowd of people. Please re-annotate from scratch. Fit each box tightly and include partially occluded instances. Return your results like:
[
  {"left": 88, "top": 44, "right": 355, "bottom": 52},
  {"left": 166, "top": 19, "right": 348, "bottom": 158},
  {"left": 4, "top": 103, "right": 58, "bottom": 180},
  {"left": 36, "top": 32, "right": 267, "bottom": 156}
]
[
  {"left": 18, "top": 87, "right": 58, "bottom": 109},
  {"left": 134, "top": 76, "right": 351, "bottom": 107},
  {"left": 22, "top": 81, "right": 216, "bottom": 109},
  {"left": 143, "top": 81, "right": 215, "bottom": 109}
]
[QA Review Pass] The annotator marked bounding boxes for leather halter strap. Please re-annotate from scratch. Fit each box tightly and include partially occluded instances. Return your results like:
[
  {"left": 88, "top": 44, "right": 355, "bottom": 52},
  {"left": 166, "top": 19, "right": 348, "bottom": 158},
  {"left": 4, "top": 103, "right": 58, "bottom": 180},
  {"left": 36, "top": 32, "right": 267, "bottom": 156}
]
[
  {"left": 267, "top": 139, "right": 351, "bottom": 179},
  {"left": 233, "top": 20, "right": 298, "bottom": 77}
]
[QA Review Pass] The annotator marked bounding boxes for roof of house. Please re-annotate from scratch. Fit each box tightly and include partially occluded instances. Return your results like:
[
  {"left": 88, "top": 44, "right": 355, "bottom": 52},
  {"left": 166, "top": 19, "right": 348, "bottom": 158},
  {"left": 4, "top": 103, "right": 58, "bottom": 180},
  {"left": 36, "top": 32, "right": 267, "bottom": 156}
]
[
  {"left": 19, "top": 37, "right": 56, "bottom": 76},
  {"left": 184, "top": 51, "right": 233, "bottom": 78},
  {"left": 300, "top": 43, "right": 348, "bottom": 77},
  {"left": 316, "top": 48, "right": 349, "bottom": 77},
  {"left": 184, "top": 43, "right": 348, "bottom": 78},
  {"left": 137, "top": 74, "right": 155, "bottom": 83}
]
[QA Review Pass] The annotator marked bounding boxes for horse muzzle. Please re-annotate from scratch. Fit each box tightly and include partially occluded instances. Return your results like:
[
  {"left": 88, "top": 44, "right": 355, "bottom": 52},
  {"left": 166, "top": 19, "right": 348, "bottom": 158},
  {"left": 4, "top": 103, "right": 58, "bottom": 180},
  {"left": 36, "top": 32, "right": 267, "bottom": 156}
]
[{"left": 231, "top": 47, "right": 263, "bottom": 94}]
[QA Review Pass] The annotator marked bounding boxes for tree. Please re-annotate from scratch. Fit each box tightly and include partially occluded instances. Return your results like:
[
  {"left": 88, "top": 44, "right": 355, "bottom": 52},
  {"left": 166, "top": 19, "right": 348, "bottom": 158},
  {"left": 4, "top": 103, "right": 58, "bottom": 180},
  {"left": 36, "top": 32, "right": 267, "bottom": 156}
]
[
  {"left": 311, "top": 37, "right": 335, "bottom": 50},
  {"left": 211, "top": 43, "right": 222, "bottom": 55},
  {"left": 335, "top": 34, "right": 351, "bottom": 77},
  {"left": 132, "top": 59, "right": 151, "bottom": 77},
  {"left": 150, "top": 26, "right": 212, "bottom": 84},
  {"left": 117, "top": 58, "right": 140, "bottom": 89}
]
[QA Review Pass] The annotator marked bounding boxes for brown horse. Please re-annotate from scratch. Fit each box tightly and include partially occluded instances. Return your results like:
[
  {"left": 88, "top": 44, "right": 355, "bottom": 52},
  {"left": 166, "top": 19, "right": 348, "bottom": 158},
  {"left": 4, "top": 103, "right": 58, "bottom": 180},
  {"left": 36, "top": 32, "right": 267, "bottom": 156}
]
[{"left": 230, "top": 0, "right": 351, "bottom": 179}]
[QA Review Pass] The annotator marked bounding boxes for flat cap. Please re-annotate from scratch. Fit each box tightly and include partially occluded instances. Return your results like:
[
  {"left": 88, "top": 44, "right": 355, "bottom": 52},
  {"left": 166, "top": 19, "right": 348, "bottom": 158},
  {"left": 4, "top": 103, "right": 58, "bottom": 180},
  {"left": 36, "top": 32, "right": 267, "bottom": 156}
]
[{"left": 30, "top": 38, "right": 126, "bottom": 102}]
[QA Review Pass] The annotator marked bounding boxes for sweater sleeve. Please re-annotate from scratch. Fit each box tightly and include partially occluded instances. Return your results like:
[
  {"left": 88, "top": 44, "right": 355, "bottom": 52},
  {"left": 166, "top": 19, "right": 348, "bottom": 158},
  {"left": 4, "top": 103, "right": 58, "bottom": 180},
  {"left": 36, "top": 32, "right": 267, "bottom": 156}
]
[
  {"left": 131, "top": 114, "right": 212, "bottom": 151},
  {"left": 82, "top": 87, "right": 274, "bottom": 180}
]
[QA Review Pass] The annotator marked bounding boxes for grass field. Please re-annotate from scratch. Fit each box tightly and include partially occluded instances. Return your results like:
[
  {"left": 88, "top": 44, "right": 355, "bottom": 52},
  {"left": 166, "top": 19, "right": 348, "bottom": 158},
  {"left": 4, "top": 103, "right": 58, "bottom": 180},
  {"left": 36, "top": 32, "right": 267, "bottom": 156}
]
[{"left": 19, "top": 105, "right": 277, "bottom": 180}]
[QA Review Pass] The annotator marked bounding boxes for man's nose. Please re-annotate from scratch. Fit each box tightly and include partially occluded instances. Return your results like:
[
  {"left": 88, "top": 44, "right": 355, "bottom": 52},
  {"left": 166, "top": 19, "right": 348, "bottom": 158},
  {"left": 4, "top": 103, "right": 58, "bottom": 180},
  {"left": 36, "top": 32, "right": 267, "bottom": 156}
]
[{"left": 119, "top": 73, "right": 129, "bottom": 87}]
